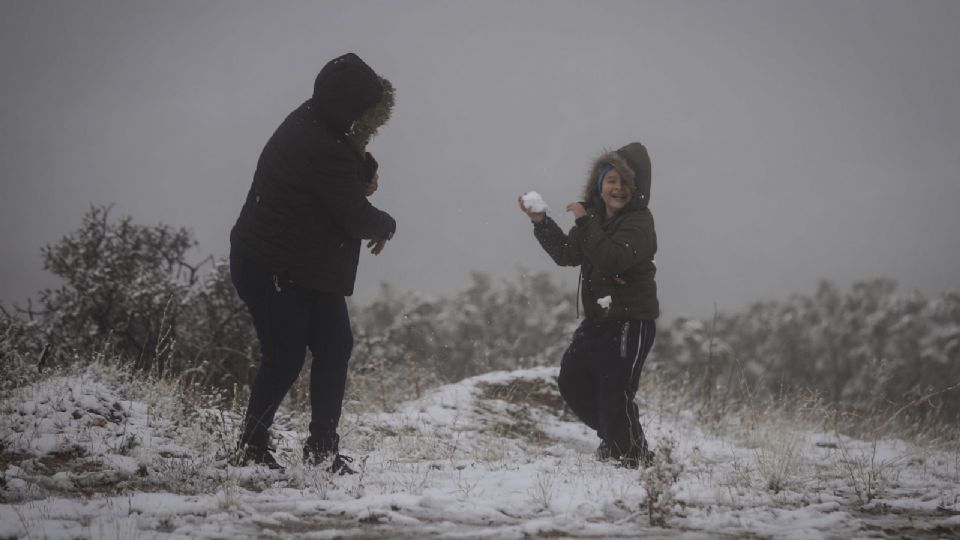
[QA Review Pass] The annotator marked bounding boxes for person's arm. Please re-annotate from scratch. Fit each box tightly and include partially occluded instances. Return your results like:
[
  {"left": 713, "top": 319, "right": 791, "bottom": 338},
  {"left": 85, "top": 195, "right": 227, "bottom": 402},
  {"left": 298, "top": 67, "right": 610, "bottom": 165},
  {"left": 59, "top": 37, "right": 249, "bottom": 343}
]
[
  {"left": 519, "top": 196, "right": 581, "bottom": 266},
  {"left": 321, "top": 175, "right": 396, "bottom": 240},
  {"left": 533, "top": 216, "right": 583, "bottom": 267},
  {"left": 576, "top": 212, "right": 654, "bottom": 276},
  {"left": 305, "top": 146, "right": 395, "bottom": 241}
]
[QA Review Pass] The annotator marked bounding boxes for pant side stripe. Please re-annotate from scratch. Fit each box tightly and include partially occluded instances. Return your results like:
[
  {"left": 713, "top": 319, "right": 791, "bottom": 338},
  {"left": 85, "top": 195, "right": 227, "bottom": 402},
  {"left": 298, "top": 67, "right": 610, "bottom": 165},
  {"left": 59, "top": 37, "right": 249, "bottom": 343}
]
[{"left": 625, "top": 320, "right": 647, "bottom": 451}]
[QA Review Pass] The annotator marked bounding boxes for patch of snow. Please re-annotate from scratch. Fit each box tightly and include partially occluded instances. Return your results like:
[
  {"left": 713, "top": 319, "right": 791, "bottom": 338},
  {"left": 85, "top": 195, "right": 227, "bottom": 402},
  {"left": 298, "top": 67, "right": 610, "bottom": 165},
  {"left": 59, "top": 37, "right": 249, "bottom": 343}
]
[
  {"left": 597, "top": 296, "right": 612, "bottom": 309},
  {"left": 2, "top": 364, "right": 959, "bottom": 539}
]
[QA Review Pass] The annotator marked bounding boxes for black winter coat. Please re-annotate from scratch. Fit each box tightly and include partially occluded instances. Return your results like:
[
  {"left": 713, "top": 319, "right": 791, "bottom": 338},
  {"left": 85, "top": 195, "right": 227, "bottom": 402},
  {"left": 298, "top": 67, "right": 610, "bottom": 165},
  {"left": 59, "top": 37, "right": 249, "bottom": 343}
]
[{"left": 230, "top": 54, "right": 396, "bottom": 295}]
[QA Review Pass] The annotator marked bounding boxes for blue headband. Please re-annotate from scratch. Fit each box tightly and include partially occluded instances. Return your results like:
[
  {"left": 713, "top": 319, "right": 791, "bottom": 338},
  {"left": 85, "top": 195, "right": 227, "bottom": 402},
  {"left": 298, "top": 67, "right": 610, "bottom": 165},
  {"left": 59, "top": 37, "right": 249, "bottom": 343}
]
[{"left": 597, "top": 163, "right": 615, "bottom": 194}]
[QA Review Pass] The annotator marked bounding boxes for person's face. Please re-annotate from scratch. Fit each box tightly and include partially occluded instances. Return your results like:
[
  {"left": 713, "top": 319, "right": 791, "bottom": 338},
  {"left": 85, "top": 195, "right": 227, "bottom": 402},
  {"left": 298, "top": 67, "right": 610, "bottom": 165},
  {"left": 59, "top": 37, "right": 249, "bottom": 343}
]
[{"left": 600, "top": 169, "right": 632, "bottom": 216}]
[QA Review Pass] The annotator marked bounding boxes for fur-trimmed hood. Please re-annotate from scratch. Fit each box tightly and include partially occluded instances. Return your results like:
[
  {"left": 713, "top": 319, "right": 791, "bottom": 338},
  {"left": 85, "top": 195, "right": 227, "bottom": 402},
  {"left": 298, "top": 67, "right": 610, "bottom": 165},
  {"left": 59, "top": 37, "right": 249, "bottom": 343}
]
[
  {"left": 311, "top": 53, "right": 394, "bottom": 149},
  {"left": 581, "top": 142, "right": 652, "bottom": 212}
]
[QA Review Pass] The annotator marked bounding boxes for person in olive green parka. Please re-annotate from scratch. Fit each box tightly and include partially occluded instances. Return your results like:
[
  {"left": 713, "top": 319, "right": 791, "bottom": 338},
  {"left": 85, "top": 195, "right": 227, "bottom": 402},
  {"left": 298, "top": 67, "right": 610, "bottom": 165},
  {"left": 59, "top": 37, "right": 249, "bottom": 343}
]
[{"left": 519, "top": 142, "right": 659, "bottom": 468}]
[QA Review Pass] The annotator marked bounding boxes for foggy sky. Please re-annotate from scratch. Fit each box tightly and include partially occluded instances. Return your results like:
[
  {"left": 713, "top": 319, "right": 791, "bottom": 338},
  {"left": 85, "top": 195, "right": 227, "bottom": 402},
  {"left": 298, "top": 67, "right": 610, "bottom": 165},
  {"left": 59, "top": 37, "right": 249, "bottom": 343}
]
[{"left": 2, "top": 0, "right": 959, "bottom": 319}]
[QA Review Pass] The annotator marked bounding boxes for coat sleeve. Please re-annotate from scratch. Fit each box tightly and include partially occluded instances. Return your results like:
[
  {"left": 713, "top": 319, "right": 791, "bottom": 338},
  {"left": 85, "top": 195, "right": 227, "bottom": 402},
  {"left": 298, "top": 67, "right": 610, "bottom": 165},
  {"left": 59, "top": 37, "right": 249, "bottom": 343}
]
[
  {"left": 576, "top": 212, "right": 654, "bottom": 276},
  {"left": 318, "top": 174, "right": 396, "bottom": 240},
  {"left": 533, "top": 216, "right": 583, "bottom": 267},
  {"left": 300, "top": 144, "right": 396, "bottom": 241}
]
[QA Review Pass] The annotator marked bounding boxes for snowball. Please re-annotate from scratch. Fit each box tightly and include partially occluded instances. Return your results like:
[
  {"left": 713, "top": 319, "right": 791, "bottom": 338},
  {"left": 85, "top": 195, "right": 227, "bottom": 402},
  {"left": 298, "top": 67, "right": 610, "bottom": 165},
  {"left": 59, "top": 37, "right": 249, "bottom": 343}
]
[
  {"left": 521, "top": 191, "right": 550, "bottom": 213},
  {"left": 597, "top": 296, "right": 612, "bottom": 309}
]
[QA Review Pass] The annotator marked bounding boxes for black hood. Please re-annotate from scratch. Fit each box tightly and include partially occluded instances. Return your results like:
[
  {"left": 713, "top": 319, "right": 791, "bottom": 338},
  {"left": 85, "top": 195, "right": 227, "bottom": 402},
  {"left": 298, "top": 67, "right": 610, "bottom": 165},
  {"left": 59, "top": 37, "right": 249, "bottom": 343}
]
[
  {"left": 581, "top": 142, "right": 652, "bottom": 211},
  {"left": 311, "top": 53, "right": 387, "bottom": 135}
]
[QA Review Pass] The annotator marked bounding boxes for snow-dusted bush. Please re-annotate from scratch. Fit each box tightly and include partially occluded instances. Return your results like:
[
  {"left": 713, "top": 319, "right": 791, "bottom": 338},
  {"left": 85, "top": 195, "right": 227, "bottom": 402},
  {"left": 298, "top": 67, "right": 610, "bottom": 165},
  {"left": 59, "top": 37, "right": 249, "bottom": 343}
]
[
  {"left": 5, "top": 205, "right": 258, "bottom": 397},
  {"left": 355, "top": 271, "right": 577, "bottom": 376},
  {"left": 642, "top": 436, "right": 682, "bottom": 527},
  {"left": 651, "top": 279, "right": 960, "bottom": 427},
  {"left": 0, "top": 311, "right": 49, "bottom": 392},
  {"left": 36, "top": 204, "right": 197, "bottom": 371}
]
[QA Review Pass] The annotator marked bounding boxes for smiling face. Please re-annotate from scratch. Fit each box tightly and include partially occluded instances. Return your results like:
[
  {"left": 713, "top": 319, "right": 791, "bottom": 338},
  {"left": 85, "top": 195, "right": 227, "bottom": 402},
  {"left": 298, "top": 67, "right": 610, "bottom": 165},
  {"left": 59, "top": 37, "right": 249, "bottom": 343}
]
[{"left": 600, "top": 169, "right": 633, "bottom": 217}]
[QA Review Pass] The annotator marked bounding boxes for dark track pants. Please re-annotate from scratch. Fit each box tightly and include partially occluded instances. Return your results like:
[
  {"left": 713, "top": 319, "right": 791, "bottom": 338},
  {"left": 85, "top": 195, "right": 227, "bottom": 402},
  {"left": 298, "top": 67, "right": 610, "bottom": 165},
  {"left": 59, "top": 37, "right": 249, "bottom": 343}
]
[
  {"left": 557, "top": 319, "right": 656, "bottom": 460},
  {"left": 230, "top": 249, "right": 353, "bottom": 450}
]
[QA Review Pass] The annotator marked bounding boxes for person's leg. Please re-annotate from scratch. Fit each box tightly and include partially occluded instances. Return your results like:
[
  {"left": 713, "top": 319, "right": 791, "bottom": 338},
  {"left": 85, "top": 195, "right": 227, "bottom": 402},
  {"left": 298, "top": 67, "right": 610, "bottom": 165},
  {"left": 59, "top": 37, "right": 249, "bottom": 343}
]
[
  {"left": 232, "top": 250, "right": 310, "bottom": 452},
  {"left": 304, "top": 293, "right": 353, "bottom": 455},
  {"left": 623, "top": 320, "right": 656, "bottom": 465},
  {"left": 596, "top": 320, "right": 656, "bottom": 466},
  {"left": 558, "top": 322, "right": 600, "bottom": 430}
]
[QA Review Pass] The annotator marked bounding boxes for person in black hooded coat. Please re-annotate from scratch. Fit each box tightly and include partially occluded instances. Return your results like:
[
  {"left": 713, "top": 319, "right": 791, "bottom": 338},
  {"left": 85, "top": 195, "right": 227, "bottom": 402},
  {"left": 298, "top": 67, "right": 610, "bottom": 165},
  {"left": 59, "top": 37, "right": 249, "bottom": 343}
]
[{"left": 230, "top": 53, "right": 396, "bottom": 473}]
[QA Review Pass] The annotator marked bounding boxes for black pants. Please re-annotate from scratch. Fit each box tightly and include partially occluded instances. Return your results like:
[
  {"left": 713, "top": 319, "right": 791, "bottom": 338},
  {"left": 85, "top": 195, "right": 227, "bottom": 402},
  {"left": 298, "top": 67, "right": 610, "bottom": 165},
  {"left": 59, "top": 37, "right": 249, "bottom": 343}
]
[
  {"left": 230, "top": 249, "right": 353, "bottom": 450},
  {"left": 557, "top": 319, "right": 656, "bottom": 460}
]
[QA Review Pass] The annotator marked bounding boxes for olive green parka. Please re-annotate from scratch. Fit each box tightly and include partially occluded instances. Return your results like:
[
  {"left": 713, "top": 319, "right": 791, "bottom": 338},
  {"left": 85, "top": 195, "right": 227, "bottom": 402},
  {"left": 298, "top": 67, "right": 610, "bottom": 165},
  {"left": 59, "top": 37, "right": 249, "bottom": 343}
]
[{"left": 533, "top": 142, "right": 659, "bottom": 321}]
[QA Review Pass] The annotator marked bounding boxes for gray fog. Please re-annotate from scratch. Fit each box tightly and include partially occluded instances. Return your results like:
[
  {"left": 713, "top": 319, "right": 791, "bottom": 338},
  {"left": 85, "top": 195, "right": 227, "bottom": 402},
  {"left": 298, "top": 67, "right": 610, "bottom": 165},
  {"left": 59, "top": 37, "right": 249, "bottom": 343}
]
[{"left": 2, "top": 0, "right": 959, "bottom": 319}]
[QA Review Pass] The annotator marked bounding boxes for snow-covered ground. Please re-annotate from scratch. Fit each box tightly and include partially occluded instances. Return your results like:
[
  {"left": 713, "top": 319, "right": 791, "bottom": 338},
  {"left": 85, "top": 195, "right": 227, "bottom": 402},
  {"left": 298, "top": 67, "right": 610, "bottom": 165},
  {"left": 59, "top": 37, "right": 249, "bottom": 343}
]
[{"left": 2, "top": 364, "right": 958, "bottom": 539}]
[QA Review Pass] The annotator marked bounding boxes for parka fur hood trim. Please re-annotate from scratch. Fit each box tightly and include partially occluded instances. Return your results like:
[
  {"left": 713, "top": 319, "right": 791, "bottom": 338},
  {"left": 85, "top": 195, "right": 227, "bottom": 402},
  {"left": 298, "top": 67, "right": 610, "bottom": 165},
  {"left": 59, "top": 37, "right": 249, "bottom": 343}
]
[
  {"left": 581, "top": 142, "right": 652, "bottom": 212},
  {"left": 347, "top": 76, "right": 393, "bottom": 150}
]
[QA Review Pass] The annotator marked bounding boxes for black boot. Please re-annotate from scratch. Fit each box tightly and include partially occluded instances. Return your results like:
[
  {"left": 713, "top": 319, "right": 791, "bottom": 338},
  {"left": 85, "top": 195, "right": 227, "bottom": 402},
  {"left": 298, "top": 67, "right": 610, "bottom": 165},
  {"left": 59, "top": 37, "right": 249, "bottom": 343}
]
[
  {"left": 596, "top": 439, "right": 615, "bottom": 462},
  {"left": 239, "top": 444, "right": 285, "bottom": 472},
  {"left": 303, "top": 434, "right": 357, "bottom": 475},
  {"left": 327, "top": 454, "right": 357, "bottom": 475}
]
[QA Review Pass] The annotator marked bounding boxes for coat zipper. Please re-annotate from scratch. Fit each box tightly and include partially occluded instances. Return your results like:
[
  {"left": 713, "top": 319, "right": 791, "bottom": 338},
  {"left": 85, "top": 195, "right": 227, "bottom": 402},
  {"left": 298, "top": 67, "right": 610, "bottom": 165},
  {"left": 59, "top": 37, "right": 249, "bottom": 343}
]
[
  {"left": 620, "top": 320, "right": 631, "bottom": 358},
  {"left": 576, "top": 268, "right": 582, "bottom": 319}
]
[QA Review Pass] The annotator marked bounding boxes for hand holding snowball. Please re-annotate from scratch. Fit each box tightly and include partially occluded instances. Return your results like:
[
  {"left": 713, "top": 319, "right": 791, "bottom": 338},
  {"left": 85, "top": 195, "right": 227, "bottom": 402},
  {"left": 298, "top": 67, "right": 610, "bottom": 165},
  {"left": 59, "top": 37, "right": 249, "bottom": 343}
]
[{"left": 518, "top": 191, "right": 549, "bottom": 223}]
